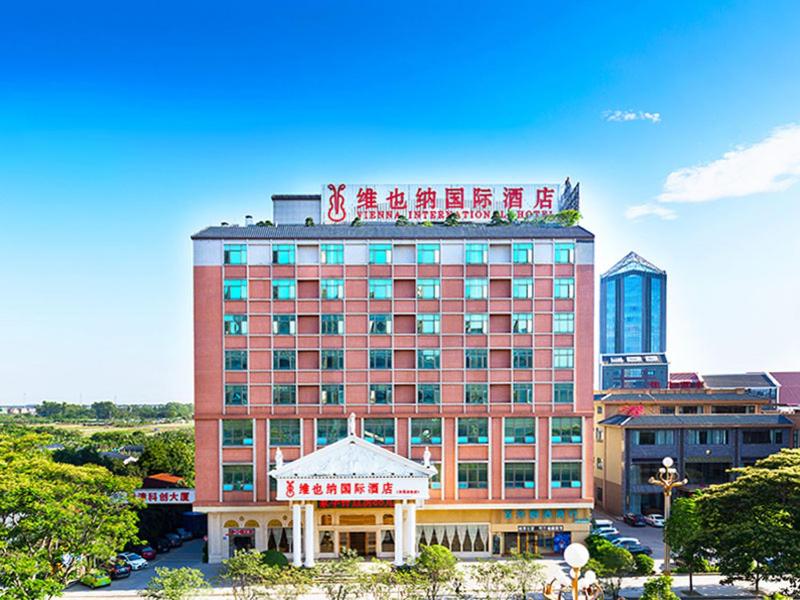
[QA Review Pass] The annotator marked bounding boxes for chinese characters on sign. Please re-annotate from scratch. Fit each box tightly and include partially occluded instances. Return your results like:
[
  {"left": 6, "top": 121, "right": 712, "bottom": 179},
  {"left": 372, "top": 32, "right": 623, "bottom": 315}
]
[
  {"left": 275, "top": 477, "right": 429, "bottom": 501},
  {"left": 134, "top": 488, "right": 195, "bottom": 504},
  {"left": 517, "top": 525, "right": 565, "bottom": 533},
  {"left": 322, "top": 183, "right": 563, "bottom": 224}
]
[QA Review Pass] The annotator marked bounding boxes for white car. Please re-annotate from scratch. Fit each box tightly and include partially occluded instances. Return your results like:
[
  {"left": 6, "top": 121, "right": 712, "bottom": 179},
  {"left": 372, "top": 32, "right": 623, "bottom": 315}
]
[
  {"left": 612, "top": 537, "right": 641, "bottom": 546},
  {"left": 645, "top": 514, "right": 665, "bottom": 527},
  {"left": 117, "top": 552, "right": 148, "bottom": 570},
  {"left": 592, "top": 526, "right": 619, "bottom": 537}
]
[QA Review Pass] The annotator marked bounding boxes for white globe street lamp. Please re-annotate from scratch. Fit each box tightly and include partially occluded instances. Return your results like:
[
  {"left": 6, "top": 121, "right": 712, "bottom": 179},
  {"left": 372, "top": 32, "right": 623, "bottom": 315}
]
[{"left": 649, "top": 455, "right": 688, "bottom": 574}]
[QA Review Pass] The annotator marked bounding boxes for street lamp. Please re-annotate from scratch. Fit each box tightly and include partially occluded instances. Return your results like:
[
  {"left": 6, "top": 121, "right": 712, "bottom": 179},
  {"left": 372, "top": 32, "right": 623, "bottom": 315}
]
[
  {"left": 648, "top": 456, "right": 688, "bottom": 574},
  {"left": 544, "top": 543, "right": 603, "bottom": 600}
]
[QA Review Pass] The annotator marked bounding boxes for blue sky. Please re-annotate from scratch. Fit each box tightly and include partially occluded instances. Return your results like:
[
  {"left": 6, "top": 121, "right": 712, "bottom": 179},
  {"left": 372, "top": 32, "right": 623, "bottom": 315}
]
[{"left": 1, "top": 1, "right": 799, "bottom": 403}]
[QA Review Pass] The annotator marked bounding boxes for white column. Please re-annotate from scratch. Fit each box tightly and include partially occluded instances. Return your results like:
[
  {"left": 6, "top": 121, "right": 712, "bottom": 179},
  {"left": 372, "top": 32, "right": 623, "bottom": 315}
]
[
  {"left": 394, "top": 501, "right": 404, "bottom": 566},
  {"left": 304, "top": 503, "right": 315, "bottom": 567},
  {"left": 404, "top": 503, "right": 417, "bottom": 561},
  {"left": 292, "top": 504, "right": 302, "bottom": 567}
]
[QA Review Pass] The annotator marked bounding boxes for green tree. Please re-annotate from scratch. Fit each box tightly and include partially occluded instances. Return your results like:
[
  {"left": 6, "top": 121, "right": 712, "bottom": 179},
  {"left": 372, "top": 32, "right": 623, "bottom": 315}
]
[
  {"left": 221, "top": 549, "right": 269, "bottom": 600},
  {"left": 313, "top": 548, "right": 366, "bottom": 600},
  {"left": 664, "top": 496, "right": 705, "bottom": 591},
  {"left": 138, "top": 430, "right": 195, "bottom": 485},
  {"left": 634, "top": 553, "right": 655, "bottom": 576},
  {"left": 641, "top": 575, "right": 680, "bottom": 600},
  {"left": 586, "top": 536, "right": 635, "bottom": 599},
  {"left": 471, "top": 560, "right": 515, "bottom": 600},
  {"left": 261, "top": 565, "right": 311, "bottom": 600},
  {"left": 508, "top": 550, "right": 546, "bottom": 599},
  {"left": 141, "top": 567, "right": 208, "bottom": 600},
  {"left": 91, "top": 400, "right": 120, "bottom": 420},
  {"left": 414, "top": 544, "right": 459, "bottom": 600}
]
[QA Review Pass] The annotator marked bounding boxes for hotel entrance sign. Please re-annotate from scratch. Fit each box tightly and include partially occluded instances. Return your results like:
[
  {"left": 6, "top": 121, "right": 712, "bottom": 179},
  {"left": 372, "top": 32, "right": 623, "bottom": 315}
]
[
  {"left": 276, "top": 477, "right": 429, "bottom": 501},
  {"left": 323, "top": 183, "right": 563, "bottom": 224}
]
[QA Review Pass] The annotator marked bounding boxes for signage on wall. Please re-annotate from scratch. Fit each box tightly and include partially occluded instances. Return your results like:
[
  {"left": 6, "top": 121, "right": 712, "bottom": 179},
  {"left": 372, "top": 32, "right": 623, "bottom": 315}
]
[
  {"left": 323, "top": 183, "right": 564, "bottom": 224},
  {"left": 517, "top": 525, "right": 565, "bottom": 533},
  {"left": 134, "top": 488, "right": 195, "bottom": 504},
  {"left": 228, "top": 528, "right": 255, "bottom": 536},
  {"left": 275, "top": 477, "right": 429, "bottom": 501},
  {"left": 318, "top": 500, "right": 395, "bottom": 509}
]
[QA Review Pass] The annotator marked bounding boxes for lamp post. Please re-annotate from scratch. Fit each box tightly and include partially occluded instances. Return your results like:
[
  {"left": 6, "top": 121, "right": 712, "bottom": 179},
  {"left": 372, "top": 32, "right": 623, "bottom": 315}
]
[
  {"left": 648, "top": 456, "right": 688, "bottom": 574},
  {"left": 544, "top": 543, "right": 603, "bottom": 600}
]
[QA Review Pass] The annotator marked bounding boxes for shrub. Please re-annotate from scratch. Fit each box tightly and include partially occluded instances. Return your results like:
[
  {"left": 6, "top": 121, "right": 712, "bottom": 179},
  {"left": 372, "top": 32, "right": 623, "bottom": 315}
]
[
  {"left": 140, "top": 567, "right": 208, "bottom": 600},
  {"left": 261, "top": 549, "right": 289, "bottom": 567},
  {"left": 640, "top": 575, "right": 679, "bottom": 600},
  {"left": 414, "top": 544, "right": 458, "bottom": 600},
  {"left": 635, "top": 553, "right": 655, "bottom": 576},
  {"left": 304, "top": 217, "right": 315, "bottom": 227},
  {"left": 395, "top": 215, "right": 410, "bottom": 226}
]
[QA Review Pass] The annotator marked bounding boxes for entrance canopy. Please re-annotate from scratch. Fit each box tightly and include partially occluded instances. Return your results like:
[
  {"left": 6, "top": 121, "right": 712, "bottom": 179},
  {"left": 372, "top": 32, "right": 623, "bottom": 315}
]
[{"left": 269, "top": 414, "right": 436, "bottom": 502}]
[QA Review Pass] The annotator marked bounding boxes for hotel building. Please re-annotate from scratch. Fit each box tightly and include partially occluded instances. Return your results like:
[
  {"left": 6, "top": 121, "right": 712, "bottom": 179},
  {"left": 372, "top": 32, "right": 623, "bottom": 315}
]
[{"left": 192, "top": 183, "right": 595, "bottom": 564}]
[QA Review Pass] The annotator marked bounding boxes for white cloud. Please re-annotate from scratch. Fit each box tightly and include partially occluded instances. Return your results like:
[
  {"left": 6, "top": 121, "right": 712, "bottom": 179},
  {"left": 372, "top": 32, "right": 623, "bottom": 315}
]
[
  {"left": 604, "top": 110, "right": 661, "bottom": 124},
  {"left": 625, "top": 203, "right": 678, "bottom": 221},
  {"left": 659, "top": 123, "right": 800, "bottom": 203}
]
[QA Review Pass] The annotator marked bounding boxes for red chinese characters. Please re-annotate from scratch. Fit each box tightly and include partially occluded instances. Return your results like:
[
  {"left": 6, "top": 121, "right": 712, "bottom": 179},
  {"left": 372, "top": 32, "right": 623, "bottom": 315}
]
[
  {"left": 535, "top": 187, "right": 555, "bottom": 210},
  {"left": 387, "top": 187, "right": 407, "bottom": 210},
  {"left": 415, "top": 187, "right": 437, "bottom": 210},
  {"left": 445, "top": 187, "right": 465, "bottom": 210},
  {"left": 356, "top": 187, "right": 378, "bottom": 210},
  {"left": 472, "top": 187, "right": 493, "bottom": 209},
  {"left": 503, "top": 187, "right": 523, "bottom": 210}
]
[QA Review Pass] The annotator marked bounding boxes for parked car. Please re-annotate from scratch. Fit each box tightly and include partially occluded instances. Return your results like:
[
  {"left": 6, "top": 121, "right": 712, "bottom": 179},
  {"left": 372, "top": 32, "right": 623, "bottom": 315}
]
[
  {"left": 645, "top": 514, "right": 665, "bottom": 527},
  {"left": 80, "top": 570, "right": 112, "bottom": 588},
  {"left": 105, "top": 560, "right": 131, "bottom": 580},
  {"left": 133, "top": 544, "right": 156, "bottom": 560},
  {"left": 117, "top": 552, "right": 148, "bottom": 571},
  {"left": 592, "top": 526, "right": 619, "bottom": 537},
  {"left": 165, "top": 532, "right": 183, "bottom": 548},
  {"left": 591, "top": 518, "right": 615, "bottom": 529},
  {"left": 176, "top": 527, "right": 193, "bottom": 541},
  {"left": 623, "top": 513, "right": 647, "bottom": 527},
  {"left": 155, "top": 538, "right": 172, "bottom": 553},
  {"left": 616, "top": 540, "right": 653, "bottom": 555},
  {"left": 612, "top": 537, "right": 641, "bottom": 546}
]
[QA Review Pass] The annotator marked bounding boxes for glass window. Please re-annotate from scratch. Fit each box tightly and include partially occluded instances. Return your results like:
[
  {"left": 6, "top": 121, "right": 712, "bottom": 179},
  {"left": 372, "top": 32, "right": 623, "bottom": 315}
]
[
  {"left": 513, "top": 383, "right": 533, "bottom": 404},
  {"left": 512, "top": 243, "right": 533, "bottom": 264},
  {"left": 369, "top": 244, "right": 392, "bottom": 265},
  {"left": 224, "top": 279, "right": 248, "bottom": 300},
  {"left": 320, "top": 350, "right": 344, "bottom": 370},
  {"left": 272, "top": 315, "right": 295, "bottom": 335},
  {"left": 225, "top": 384, "right": 248, "bottom": 406},
  {"left": 417, "top": 244, "right": 440, "bottom": 264},
  {"left": 272, "top": 280, "right": 296, "bottom": 300},
  {"left": 368, "top": 279, "right": 392, "bottom": 299},
  {"left": 224, "top": 244, "right": 247, "bottom": 265},
  {"left": 554, "top": 313, "right": 574, "bottom": 333},
  {"left": 505, "top": 418, "right": 535, "bottom": 444},
  {"left": 222, "top": 420, "right": 253, "bottom": 446},
  {"left": 458, "top": 418, "right": 488, "bottom": 444},
  {"left": 632, "top": 430, "right": 674, "bottom": 445},
  {"left": 553, "top": 383, "right": 574, "bottom": 404},
  {"left": 554, "top": 242, "right": 575, "bottom": 264},
  {"left": 411, "top": 419, "right": 442, "bottom": 444},
  {"left": 465, "top": 278, "right": 488, "bottom": 300},
  {"left": 554, "top": 278, "right": 575, "bottom": 299},
  {"left": 320, "top": 314, "right": 344, "bottom": 335},
  {"left": 465, "top": 313, "right": 488, "bottom": 334},
  {"left": 321, "top": 384, "right": 344, "bottom": 405},
  {"left": 369, "top": 314, "right": 392, "bottom": 334},
  {"left": 604, "top": 280, "right": 617, "bottom": 354},
  {"left": 272, "top": 244, "right": 295, "bottom": 265},
  {"left": 552, "top": 417, "right": 582, "bottom": 443},
  {"left": 225, "top": 314, "right": 248, "bottom": 335},
  {"left": 225, "top": 350, "right": 247, "bottom": 370},
  {"left": 554, "top": 348, "right": 574, "bottom": 368},
  {"left": 317, "top": 419, "right": 347, "bottom": 446},
  {"left": 458, "top": 462, "right": 488, "bottom": 489},
  {"left": 465, "top": 243, "right": 488, "bottom": 264},
  {"left": 651, "top": 277, "right": 663, "bottom": 352},
  {"left": 222, "top": 465, "right": 253, "bottom": 492},
  {"left": 417, "top": 349, "right": 440, "bottom": 370},
  {"left": 742, "top": 430, "right": 783, "bottom": 444},
  {"left": 417, "top": 314, "right": 441, "bottom": 334},
  {"left": 364, "top": 418, "right": 395, "bottom": 445},
  {"left": 417, "top": 278, "right": 441, "bottom": 299},
  {"left": 512, "top": 313, "right": 533, "bottom": 334},
  {"left": 418, "top": 384, "right": 440, "bottom": 405},
  {"left": 513, "top": 348, "right": 533, "bottom": 369},
  {"left": 369, "top": 349, "right": 392, "bottom": 369},
  {"left": 370, "top": 384, "right": 392, "bottom": 405},
  {"left": 505, "top": 463, "right": 535, "bottom": 489},
  {"left": 320, "top": 279, "right": 344, "bottom": 299},
  {"left": 270, "top": 419, "right": 300, "bottom": 446},
  {"left": 623, "top": 274, "right": 643, "bottom": 353},
  {"left": 273, "top": 350, "right": 295, "bottom": 370},
  {"left": 465, "top": 384, "right": 488, "bottom": 405},
  {"left": 273, "top": 385, "right": 295, "bottom": 405},
  {"left": 551, "top": 462, "right": 581, "bottom": 489},
  {"left": 465, "top": 348, "right": 488, "bottom": 369},
  {"left": 512, "top": 278, "right": 533, "bottom": 299},
  {"left": 687, "top": 429, "right": 729, "bottom": 445},
  {"left": 320, "top": 244, "right": 344, "bottom": 265}
]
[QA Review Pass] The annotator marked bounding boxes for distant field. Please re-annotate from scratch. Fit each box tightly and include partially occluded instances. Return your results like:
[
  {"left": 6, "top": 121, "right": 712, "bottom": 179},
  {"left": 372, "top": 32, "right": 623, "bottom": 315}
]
[{"left": 42, "top": 421, "right": 193, "bottom": 436}]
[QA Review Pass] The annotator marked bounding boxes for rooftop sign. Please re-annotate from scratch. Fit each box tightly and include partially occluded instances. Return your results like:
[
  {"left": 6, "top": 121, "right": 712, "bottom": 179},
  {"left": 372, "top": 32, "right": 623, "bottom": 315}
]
[{"left": 323, "top": 183, "right": 564, "bottom": 224}]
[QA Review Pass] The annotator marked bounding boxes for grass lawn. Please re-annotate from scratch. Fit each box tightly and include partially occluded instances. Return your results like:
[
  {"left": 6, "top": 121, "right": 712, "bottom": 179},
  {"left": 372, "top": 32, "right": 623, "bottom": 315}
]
[{"left": 44, "top": 420, "right": 192, "bottom": 436}]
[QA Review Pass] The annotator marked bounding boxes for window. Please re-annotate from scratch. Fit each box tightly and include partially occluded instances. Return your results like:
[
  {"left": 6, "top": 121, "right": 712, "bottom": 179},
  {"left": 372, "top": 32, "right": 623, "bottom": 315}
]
[
  {"left": 513, "top": 348, "right": 533, "bottom": 369},
  {"left": 687, "top": 429, "right": 729, "bottom": 445},
  {"left": 272, "top": 315, "right": 295, "bottom": 335},
  {"left": 505, "top": 418, "right": 535, "bottom": 444},
  {"left": 513, "top": 383, "right": 533, "bottom": 404},
  {"left": 554, "top": 348, "right": 574, "bottom": 369},
  {"left": 272, "top": 280, "right": 296, "bottom": 300},
  {"left": 632, "top": 430, "right": 674, "bottom": 445},
  {"left": 417, "top": 314, "right": 441, "bottom": 334},
  {"left": 554, "top": 313, "right": 574, "bottom": 334},
  {"left": 417, "top": 244, "right": 440, "bottom": 264},
  {"left": 553, "top": 383, "right": 574, "bottom": 404},
  {"left": 225, "top": 350, "right": 247, "bottom": 370},
  {"left": 270, "top": 419, "right": 300, "bottom": 446},
  {"left": 320, "top": 244, "right": 343, "bottom": 264},
  {"left": 368, "top": 279, "right": 392, "bottom": 299},
  {"left": 369, "top": 350, "right": 392, "bottom": 369},
  {"left": 417, "top": 278, "right": 441, "bottom": 299},
  {"left": 272, "top": 244, "right": 295, "bottom": 265},
  {"left": 224, "top": 279, "right": 247, "bottom": 300},
  {"left": 465, "top": 314, "right": 488, "bottom": 334},
  {"left": 465, "top": 384, "right": 488, "bottom": 405},
  {"left": 222, "top": 465, "right": 253, "bottom": 492},
  {"left": 595, "top": 427, "right": 604, "bottom": 442},
  {"left": 225, "top": 385, "right": 247, "bottom": 406},
  {"left": 743, "top": 429, "right": 784, "bottom": 444},
  {"left": 417, "top": 349, "right": 440, "bottom": 370},
  {"left": 512, "top": 313, "right": 533, "bottom": 334},
  {"left": 465, "top": 348, "right": 488, "bottom": 369},
  {"left": 512, "top": 243, "right": 533, "bottom": 264},
  {"left": 418, "top": 384, "right": 441, "bottom": 405},
  {"left": 551, "top": 462, "right": 581, "bottom": 489},
  {"left": 623, "top": 274, "right": 643, "bottom": 352},
  {"left": 225, "top": 314, "right": 248, "bottom": 335},
  {"left": 411, "top": 419, "right": 442, "bottom": 444},
  {"left": 370, "top": 384, "right": 392, "bottom": 405},
  {"left": 320, "top": 314, "right": 344, "bottom": 335},
  {"left": 320, "top": 350, "right": 344, "bottom": 370},
  {"left": 273, "top": 350, "right": 295, "bottom": 370},
  {"left": 273, "top": 385, "right": 295, "bottom": 405},
  {"left": 680, "top": 405, "right": 700, "bottom": 414},
  {"left": 512, "top": 278, "right": 533, "bottom": 299},
  {"left": 551, "top": 417, "right": 582, "bottom": 443},
  {"left": 320, "top": 279, "right": 344, "bottom": 299},
  {"left": 317, "top": 419, "right": 347, "bottom": 445},
  {"left": 465, "top": 278, "right": 488, "bottom": 300},
  {"left": 465, "top": 243, "right": 488, "bottom": 264},
  {"left": 458, "top": 462, "right": 488, "bottom": 489},
  {"left": 223, "top": 420, "right": 253, "bottom": 446},
  {"left": 364, "top": 418, "right": 395, "bottom": 445},
  {"left": 321, "top": 384, "right": 344, "bottom": 405},
  {"left": 554, "top": 243, "right": 575, "bottom": 264},
  {"left": 554, "top": 278, "right": 575, "bottom": 299},
  {"left": 505, "top": 463, "right": 535, "bottom": 489},
  {"left": 224, "top": 244, "right": 247, "bottom": 265},
  {"left": 369, "top": 244, "right": 392, "bottom": 265},
  {"left": 369, "top": 314, "right": 392, "bottom": 334},
  {"left": 458, "top": 418, "right": 488, "bottom": 444}
]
